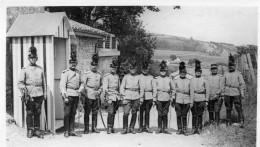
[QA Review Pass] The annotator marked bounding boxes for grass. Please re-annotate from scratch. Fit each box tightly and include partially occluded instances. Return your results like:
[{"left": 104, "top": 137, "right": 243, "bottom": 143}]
[{"left": 201, "top": 82, "right": 257, "bottom": 147}]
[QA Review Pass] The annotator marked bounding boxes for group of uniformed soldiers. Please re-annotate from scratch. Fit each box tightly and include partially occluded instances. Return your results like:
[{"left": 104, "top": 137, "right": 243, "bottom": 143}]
[{"left": 18, "top": 46, "right": 245, "bottom": 139}]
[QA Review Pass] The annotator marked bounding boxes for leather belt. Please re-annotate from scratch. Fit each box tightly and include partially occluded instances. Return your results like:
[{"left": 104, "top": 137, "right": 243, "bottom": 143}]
[
  {"left": 145, "top": 90, "right": 153, "bottom": 92},
  {"left": 87, "top": 85, "right": 100, "bottom": 90},
  {"left": 125, "top": 88, "right": 139, "bottom": 91},
  {"left": 194, "top": 91, "right": 205, "bottom": 94},
  {"left": 226, "top": 85, "right": 239, "bottom": 88},
  {"left": 26, "top": 84, "right": 42, "bottom": 87}
]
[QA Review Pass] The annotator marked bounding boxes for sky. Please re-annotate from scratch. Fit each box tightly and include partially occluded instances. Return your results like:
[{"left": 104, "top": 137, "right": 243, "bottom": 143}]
[{"left": 139, "top": 6, "right": 258, "bottom": 46}]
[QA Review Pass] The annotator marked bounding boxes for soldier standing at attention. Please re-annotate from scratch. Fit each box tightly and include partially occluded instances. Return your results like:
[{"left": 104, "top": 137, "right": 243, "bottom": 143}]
[
  {"left": 137, "top": 61, "right": 154, "bottom": 133},
  {"left": 103, "top": 58, "right": 120, "bottom": 134},
  {"left": 60, "top": 49, "right": 84, "bottom": 138},
  {"left": 190, "top": 60, "right": 209, "bottom": 134},
  {"left": 82, "top": 54, "right": 103, "bottom": 134},
  {"left": 120, "top": 61, "right": 144, "bottom": 134},
  {"left": 18, "top": 46, "right": 47, "bottom": 139},
  {"left": 224, "top": 54, "right": 245, "bottom": 128},
  {"left": 172, "top": 62, "right": 194, "bottom": 136},
  {"left": 206, "top": 64, "right": 224, "bottom": 125},
  {"left": 153, "top": 60, "right": 173, "bottom": 134}
]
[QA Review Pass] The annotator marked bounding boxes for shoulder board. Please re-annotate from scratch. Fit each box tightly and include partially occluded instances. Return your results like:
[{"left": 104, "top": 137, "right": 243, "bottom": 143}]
[
  {"left": 104, "top": 73, "right": 111, "bottom": 77},
  {"left": 236, "top": 70, "right": 242, "bottom": 74},
  {"left": 22, "top": 65, "right": 29, "bottom": 69},
  {"left": 85, "top": 71, "right": 91, "bottom": 74},
  {"left": 62, "top": 69, "right": 69, "bottom": 73},
  {"left": 97, "top": 71, "right": 102, "bottom": 74},
  {"left": 154, "top": 76, "right": 159, "bottom": 79},
  {"left": 217, "top": 74, "right": 223, "bottom": 77}
]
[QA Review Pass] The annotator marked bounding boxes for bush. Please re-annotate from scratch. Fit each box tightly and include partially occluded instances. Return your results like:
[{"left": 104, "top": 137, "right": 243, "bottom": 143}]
[{"left": 170, "top": 55, "right": 177, "bottom": 61}]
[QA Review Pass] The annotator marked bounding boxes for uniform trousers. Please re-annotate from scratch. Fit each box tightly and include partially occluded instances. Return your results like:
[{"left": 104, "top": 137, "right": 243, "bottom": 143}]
[
  {"left": 123, "top": 99, "right": 140, "bottom": 129},
  {"left": 64, "top": 96, "right": 79, "bottom": 131},
  {"left": 26, "top": 96, "right": 44, "bottom": 130}
]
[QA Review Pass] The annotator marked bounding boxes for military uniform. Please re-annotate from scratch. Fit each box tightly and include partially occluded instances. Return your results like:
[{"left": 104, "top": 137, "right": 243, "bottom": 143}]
[
  {"left": 206, "top": 72, "right": 224, "bottom": 125},
  {"left": 223, "top": 70, "right": 245, "bottom": 126},
  {"left": 171, "top": 71, "right": 194, "bottom": 80},
  {"left": 60, "top": 68, "right": 84, "bottom": 136},
  {"left": 82, "top": 70, "right": 102, "bottom": 133},
  {"left": 172, "top": 76, "right": 194, "bottom": 135},
  {"left": 190, "top": 76, "right": 209, "bottom": 133},
  {"left": 18, "top": 46, "right": 46, "bottom": 138},
  {"left": 18, "top": 64, "right": 47, "bottom": 138},
  {"left": 103, "top": 72, "right": 120, "bottom": 134},
  {"left": 120, "top": 73, "right": 144, "bottom": 134},
  {"left": 138, "top": 73, "right": 154, "bottom": 133},
  {"left": 153, "top": 75, "right": 173, "bottom": 134}
]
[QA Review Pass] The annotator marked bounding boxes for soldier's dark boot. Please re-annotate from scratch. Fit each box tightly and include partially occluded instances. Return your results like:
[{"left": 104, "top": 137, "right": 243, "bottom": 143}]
[
  {"left": 84, "top": 114, "right": 89, "bottom": 134},
  {"left": 215, "top": 112, "right": 220, "bottom": 125},
  {"left": 84, "top": 125, "right": 89, "bottom": 134},
  {"left": 27, "top": 129, "right": 34, "bottom": 138},
  {"left": 107, "top": 114, "right": 112, "bottom": 134},
  {"left": 64, "top": 130, "right": 70, "bottom": 138},
  {"left": 34, "top": 128, "right": 44, "bottom": 139},
  {"left": 176, "top": 116, "right": 183, "bottom": 135},
  {"left": 226, "top": 110, "right": 232, "bottom": 126},
  {"left": 197, "top": 115, "right": 203, "bottom": 134},
  {"left": 92, "top": 114, "right": 100, "bottom": 133},
  {"left": 121, "top": 115, "right": 128, "bottom": 134},
  {"left": 182, "top": 116, "right": 189, "bottom": 136},
  {"left": 107, "top": 127, "right": 112, "bottom": 134},
  {"left": 190, "top": 115, "right": 197, "bottom": 135},
  {"left": 237, "top": 111, "right": 244, "bottom": 128},
  {"left": 144, "top": 112, "right": 152, "bottom": 133},
  {"left": 162, "top": 115, "right": 171, "bottom": 134},
  {"left": 209, "top": 112, "right": 214, "bottom": 125},
  {"left": 111, "top": 115, "right": 116, "bottom": 133},
  {"left": 155, "top": 115, "right": 163, "bottom": 134},
  {"left": 70, "top": 131, "right": 81, "bottom": 137},
  {"left": 129, "top": 114, "right": 137, "bottom": 134},
  {"left": 144, "top": 125, "right": 153, "bottom": 133}
]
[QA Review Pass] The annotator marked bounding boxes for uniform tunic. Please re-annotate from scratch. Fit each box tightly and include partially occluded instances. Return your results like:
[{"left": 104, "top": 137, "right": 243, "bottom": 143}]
[
  {"left": 172, "top": 77, "right": 194, "bottom": 104},
  {"left": 191, "top": 77, "right": 210, "bottom": 102},
  {"left": 18, "top": 65, "right": 47, "bottom": 97},
  {"left": 206, "top": 74, "right": 224, "bottom": 100},
  {"left": 170, "top": 71, "right": 194, "bottom": 80},
  {"left": 139, "top": 74, "right": 154, "bottom": 100},
  {"left": 60, "top": 68, "right": 84, "bottom": 97},
  {"left": 82, "top": 71, "right": 103, "bottom": 100},
  {"left": 120, "top": 74, "right": 144, "bottom": 101},
  {"left": 103, "top": 73, "right": 120, "bottom": 101},
  {"left": 223, "top": 71, "right": 245, "bottom": 96},
  {"left": 153, "top": 76, "right": 173, "bottom": 102}
]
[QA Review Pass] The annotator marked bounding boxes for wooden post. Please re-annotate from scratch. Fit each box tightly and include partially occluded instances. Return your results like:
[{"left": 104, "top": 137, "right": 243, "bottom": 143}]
[
  {"left": 246, "top": 53, "right": 256, "bottom": 85},
  {"left": 242, "top": 54, "right": 251, "bottom": 82}
]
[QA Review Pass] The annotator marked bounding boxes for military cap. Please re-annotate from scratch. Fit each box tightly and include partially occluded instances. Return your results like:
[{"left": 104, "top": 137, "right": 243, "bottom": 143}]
[
  {"left": 160, "top": 60, "right": 168, "bottom": 71},
  {"left": 211, "top": 64, "right": 218, "bottom": 69},
  {"left": 228, "top": 53, "right": 235, "bottom": 66},
  {"left": 110, "top": 57, "right": 118, "bottom": 68},
  {"left": 69, "top": 45, "right": 77, "bottom": 63},
  {"left": 129, "top": 60, "right": 137, "bottom": 69},
  {"left": 28, "top": 46, "right": 37, "bottom": 58},
  {"left": 179, "top": 62, "right": 187, "bottom": 73},
  {"left": 91, "top": 53, "right": 99, "bottom": 66},
  {"left": 195, "top": 59, "right": 202, "bottom": 73},
  {"left": 142, "top": 61, "right": 149, "bottom": 70}
]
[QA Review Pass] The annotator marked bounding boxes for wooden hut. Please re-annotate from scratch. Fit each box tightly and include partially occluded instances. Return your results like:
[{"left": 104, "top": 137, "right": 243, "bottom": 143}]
[{"left": 7, "top": 12, "right": 76, "bottom": 134}]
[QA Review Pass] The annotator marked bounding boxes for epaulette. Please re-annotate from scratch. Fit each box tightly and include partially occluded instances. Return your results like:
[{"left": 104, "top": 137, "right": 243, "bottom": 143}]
[
  {"left": 62, "top": 69, "right": 70, "bottom": 73},
  {"left": 85, "top": 71, "right": 91, "bottom": 74},
  {"left": 104, "top": 73, "right": 111, "bottom": 77},
  {"left": 217, "top": 74, "right": 223, "bottom": 77},
  {"left": 97, "top": 70, "right": 102, "bottom": 75},
  {"left": 22, "top": 65, "right": 29, "bottom": 69}
]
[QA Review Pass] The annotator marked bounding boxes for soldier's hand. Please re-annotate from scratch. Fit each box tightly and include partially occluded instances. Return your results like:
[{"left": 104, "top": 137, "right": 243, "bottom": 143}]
[
  {"left": 189, "top": 103, "right": 193, "bottom": 108},
  {"left": 171, "top": 101, "right": 175, "bottom": 108},
  {"left": 122, "top": 100, "right": 128, "bottom": 105},
  {"left": 108, "top": 99, "right": 113, "bottom": 104},
  {"left": 64, "top": 98, "right": 69, "bottom": 104},
  {"left": 153, "top": 101, "right": 157, "bottom": 107},
  {"left": 205, "top": 101, "right": 208, "bottom": 107},
  {"left": 140, "top": 100, "right": 143, "bottom": 105}
]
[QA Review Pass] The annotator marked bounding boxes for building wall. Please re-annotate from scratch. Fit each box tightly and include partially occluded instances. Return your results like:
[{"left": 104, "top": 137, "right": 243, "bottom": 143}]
[{"left": 72, "top": 36, "right": 97, "bottom": 73}]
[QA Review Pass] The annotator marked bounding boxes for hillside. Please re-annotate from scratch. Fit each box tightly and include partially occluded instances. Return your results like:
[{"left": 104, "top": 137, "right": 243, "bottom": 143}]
[{"left": 152, "top": 33, "right": 237, "bottom": 56}]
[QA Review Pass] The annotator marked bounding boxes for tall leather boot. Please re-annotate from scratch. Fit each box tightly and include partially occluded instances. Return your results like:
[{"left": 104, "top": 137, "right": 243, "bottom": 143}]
[
  {"left": 155, "top": 115, "right": 163, "bottom": 134},
  {"left": 197, "top": 115, "right": 203, "bottom": 134},
  {"left": 69, "top": 115, "right": 81, "bottom": 137},
  {"left": 27, "top": 129, "right": 34, "bottom": 138},
  {"left": 138, "top": 110, "right": 144, "bottom": 133},
  {"left": 237, "top": 111, "right": 244, "bottom": 128},
  {"left": 176, "top": 116, "right": 183, "bottom": 135},
  {"left": 92, "top": 114, "right": 100, "bottom": 133},
  {"left": 111, "top": 115, "right": 116, "bottom": 133},
  {"left": 209, "top": 112, "right": 215, "bottom": 125},
  {"left": 84, "top": 114, "right": 89, "bottom": 134},
  {"left": 162, "top": 115, "right": 171, "bottom": 134},
  {"left": 107, "top": 114, "right": 112, "bottom": 134},
  {"left": 129, "top": 114, "right": 137, "bottom": 134},
  {"left": 226, "top": 110, "right": 232, "bottom": 126},
  {"left": 144, "top": 112, "right": 152, "bottom": 133},
  {"left": 121, "top": 115, "right": 128, "bottom": 134},
  {"left": 183, "top": 116, "right": 189, "bottom": 136},
  {"left": 215, "top": 112, "right": 220, "bottom": 125}
]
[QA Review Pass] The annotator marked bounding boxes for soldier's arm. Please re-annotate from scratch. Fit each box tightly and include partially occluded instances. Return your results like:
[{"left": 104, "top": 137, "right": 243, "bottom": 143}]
[
  {"left": 17, "top": 68, "right": 26, "bottom": 93},
  {"left": 120, "top": 75, "right": 127, "bottom": 98},
  {"left": 138, "top": 77, "right": 144, "bottom": 102},
  {"left": 152, "top": 78, "right": 157, "bottom": 101},
  {"left": 78, "top": 71, "right": 85, "bottom": 93},
  {"left": 219, "top": 76, "right": 225, "bottom": 96},
  {"left": 171, "top": 80, "right": 176, "bottom": 100},
  {"left": 189, "top": 80, "right": 195, "bottom": 104},
  {"left": 60, "top": 72, "right": 67, "bottom": 96},
  {"left": 205, "top": 79, "right": 210, "bottom": 102}
]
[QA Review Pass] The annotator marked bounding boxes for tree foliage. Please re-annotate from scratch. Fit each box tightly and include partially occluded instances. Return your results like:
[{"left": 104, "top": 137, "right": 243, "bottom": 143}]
[
  {"left": 170, "top": 55, "right": 177, "bottom": 61},
  {"left": 45, "top": 6, "right": 159, "bottom": 67}
]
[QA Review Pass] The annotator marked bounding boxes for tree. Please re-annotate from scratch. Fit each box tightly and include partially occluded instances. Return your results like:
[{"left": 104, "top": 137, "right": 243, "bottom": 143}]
[
  {"left": 45, "top": 6, "right": 159, "bottom": 66},
  {"left": 170, "top": 55, "right": 177, "bottom": 61}
]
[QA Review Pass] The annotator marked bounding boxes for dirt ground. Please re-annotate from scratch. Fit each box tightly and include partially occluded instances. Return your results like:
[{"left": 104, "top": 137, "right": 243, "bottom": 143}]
[{"left": 6, "top": 107, "right": 207, "bottom": 147}]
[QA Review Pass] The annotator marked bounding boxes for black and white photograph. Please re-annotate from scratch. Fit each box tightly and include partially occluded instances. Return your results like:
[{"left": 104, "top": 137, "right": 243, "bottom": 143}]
[{"left": 4, "top": 1, "right": 258, "bottom": 147}]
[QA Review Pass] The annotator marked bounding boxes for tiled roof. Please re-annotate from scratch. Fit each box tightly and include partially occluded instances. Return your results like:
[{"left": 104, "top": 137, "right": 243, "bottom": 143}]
[{"left": 69, "top": 19, "right": 112, "bottom": 37}]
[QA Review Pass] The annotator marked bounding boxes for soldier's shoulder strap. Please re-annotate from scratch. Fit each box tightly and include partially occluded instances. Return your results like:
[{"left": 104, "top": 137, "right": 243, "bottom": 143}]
[
  {"left": 217, "top": 74, "right": 223, "bottom": 77},
  {"left": 85, "top": 71, "right": 91, "bottom": 74},
  {"left": 104, "top": 73, "right": 111, "bottom": 77},
  {"left": 62, "top": 69, "right": 70, "bottom": 73},
  {"left": 97, "top": 70, "right": 102, "bottom": 75}
]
